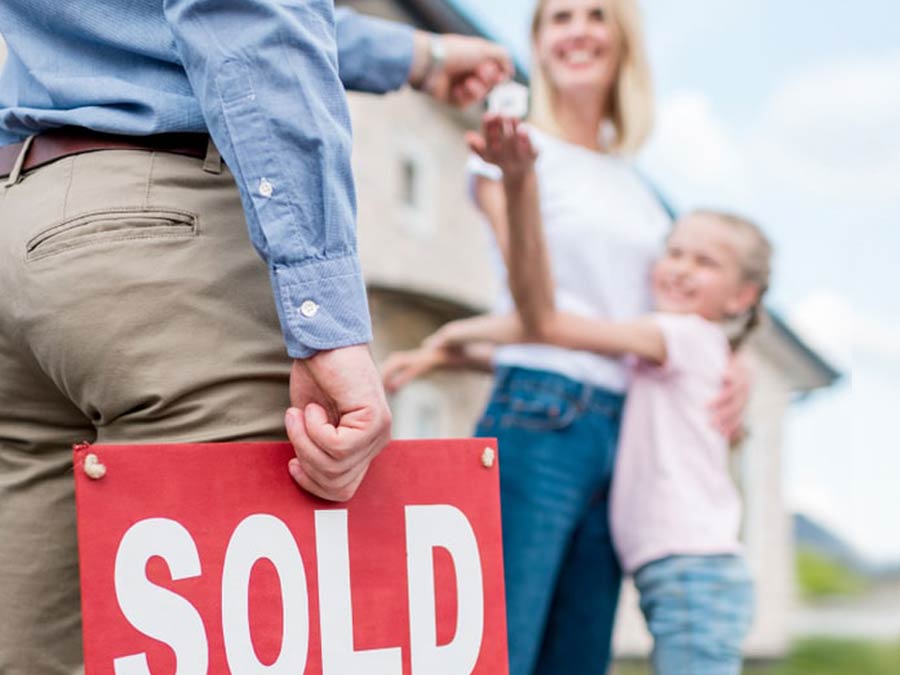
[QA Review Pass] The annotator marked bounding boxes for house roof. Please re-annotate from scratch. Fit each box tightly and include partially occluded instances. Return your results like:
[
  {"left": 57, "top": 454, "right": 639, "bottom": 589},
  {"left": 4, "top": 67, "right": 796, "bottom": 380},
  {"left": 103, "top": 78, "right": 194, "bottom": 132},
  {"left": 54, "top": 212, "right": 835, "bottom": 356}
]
[
  {"left": 753, "top": 310, "right": 842, "bottom": 394},
  {"left": 395, "top": 0, "right": 483, "bottom": 36},
  {"left": 395, "top": 0, "right": 530, "bottom": 77}
]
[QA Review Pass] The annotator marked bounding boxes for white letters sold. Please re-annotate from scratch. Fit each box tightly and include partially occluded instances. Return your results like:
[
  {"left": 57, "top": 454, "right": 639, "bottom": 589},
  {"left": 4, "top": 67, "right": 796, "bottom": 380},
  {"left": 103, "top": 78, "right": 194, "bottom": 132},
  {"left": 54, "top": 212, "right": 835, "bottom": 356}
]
[{"left": 112, "top": 506, "right": 484, "bottom": 675}]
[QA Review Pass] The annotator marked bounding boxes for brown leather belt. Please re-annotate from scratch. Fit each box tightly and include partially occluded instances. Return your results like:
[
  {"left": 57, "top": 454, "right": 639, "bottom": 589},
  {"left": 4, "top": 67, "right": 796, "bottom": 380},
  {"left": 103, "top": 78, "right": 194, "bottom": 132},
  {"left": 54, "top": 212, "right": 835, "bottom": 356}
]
[{"left": 0, "top": 127, "right": 210, "bottom": 179}]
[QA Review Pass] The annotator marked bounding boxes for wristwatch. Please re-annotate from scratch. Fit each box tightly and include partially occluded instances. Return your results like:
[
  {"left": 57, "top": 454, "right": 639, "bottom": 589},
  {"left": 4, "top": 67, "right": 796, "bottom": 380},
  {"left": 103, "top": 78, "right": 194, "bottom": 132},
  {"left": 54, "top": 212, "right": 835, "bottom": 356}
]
[{"left": 419, "top": 34, "right": 446, "bottom": 91}]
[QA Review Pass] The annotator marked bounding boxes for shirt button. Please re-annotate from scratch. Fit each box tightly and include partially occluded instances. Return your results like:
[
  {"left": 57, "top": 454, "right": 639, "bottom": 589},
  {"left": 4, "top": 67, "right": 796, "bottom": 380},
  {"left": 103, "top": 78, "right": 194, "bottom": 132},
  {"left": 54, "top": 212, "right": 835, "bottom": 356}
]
[
  {"left": 258, "top": 177, "right": 274, "bottom": 198},
  {"left": 299, "top": 300, "right": 319, "bottom": 318}
]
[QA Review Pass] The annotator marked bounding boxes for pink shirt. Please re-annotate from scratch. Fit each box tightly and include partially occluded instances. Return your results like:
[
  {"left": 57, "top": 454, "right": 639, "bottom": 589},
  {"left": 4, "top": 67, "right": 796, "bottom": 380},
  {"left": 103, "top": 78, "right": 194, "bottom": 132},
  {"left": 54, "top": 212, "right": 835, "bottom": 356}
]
[{"left": 610, "top": 313, "right": 742, "bottom": 575}]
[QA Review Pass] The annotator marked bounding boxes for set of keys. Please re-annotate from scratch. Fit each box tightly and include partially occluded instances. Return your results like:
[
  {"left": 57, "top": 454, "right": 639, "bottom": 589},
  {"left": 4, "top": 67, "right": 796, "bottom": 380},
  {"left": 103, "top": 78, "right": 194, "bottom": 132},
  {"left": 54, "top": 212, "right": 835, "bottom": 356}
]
[{"left": 487, "top": 79, "right": 529, "bottom": 119}]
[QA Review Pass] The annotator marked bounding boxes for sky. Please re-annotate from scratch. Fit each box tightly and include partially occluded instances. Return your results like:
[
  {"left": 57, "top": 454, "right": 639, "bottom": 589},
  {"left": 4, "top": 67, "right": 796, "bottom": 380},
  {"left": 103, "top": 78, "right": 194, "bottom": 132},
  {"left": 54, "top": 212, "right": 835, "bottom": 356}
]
[{"left": 451, "top": 0, "right": 900, "bottom": 563}]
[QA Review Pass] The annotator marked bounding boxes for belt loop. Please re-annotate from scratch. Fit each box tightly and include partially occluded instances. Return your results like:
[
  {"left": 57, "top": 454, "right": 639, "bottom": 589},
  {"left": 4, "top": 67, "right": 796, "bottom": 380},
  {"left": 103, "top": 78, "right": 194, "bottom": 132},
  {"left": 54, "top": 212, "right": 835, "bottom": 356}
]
[
  {"left": 580, "top": 381, "right": 593, "bottom": 412},
  {"left": 496, "top": 365, "right": 512, "bottom": 390},
  {"left": 4, "top": 134, "right": 36, "bottom": 188},
  {"left": 202, "top": 137, "right": 222, "bottom": 175}
]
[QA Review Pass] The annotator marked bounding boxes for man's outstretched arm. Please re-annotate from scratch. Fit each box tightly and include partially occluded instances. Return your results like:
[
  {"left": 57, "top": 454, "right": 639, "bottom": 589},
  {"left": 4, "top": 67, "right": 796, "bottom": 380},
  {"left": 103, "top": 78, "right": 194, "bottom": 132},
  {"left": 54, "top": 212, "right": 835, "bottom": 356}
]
[{"left": 335, "top": 8, "right": 513, "bottom": 106}]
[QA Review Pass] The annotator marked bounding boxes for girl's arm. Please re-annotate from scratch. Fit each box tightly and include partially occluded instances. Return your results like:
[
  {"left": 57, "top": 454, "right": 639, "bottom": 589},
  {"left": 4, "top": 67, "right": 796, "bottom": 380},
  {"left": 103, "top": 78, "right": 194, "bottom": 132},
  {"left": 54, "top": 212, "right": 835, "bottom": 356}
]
[
  {"left": 440, "top": 343, "right": 496, "bottom": 374},
  {"left": 433, "top": 312, "right": 667, "bottom": 366},
  {"left": 426, "top": 313, "right": 526, "bottom": 348},
  {"left": 381, "top": 342, "right": 495, "bottom": 393},
  {"left": 541, "top": 314, "right": 667, "bottom": 366},
  {"left": 381, "top": 311, "right": 524, "bottom": 393}
]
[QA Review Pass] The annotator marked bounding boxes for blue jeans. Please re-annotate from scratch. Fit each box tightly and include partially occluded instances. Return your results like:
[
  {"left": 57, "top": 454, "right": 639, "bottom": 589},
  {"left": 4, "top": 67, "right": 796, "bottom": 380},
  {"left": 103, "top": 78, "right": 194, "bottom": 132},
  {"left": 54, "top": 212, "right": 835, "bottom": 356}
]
[
  {"left": 634, "top": 555, "right": 755, "bottom": 675},
  {"left": 476, "top": 366, "right": 625, "bottom": 675}
]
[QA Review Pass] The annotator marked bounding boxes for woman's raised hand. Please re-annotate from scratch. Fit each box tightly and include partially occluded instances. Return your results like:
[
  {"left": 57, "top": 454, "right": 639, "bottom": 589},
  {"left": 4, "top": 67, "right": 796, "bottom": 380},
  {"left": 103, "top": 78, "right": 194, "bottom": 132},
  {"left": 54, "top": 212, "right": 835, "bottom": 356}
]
[{"left": 466, "top": 113, "right": 538, "bottom": 181}]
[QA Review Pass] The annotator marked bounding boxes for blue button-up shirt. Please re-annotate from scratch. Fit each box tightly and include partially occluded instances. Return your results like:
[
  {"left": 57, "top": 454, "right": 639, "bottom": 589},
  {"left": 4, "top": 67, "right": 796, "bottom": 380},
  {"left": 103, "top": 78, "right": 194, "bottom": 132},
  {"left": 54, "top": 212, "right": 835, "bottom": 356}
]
[{"left": 0, "top": 1, "right": 414, "bottom": 358}]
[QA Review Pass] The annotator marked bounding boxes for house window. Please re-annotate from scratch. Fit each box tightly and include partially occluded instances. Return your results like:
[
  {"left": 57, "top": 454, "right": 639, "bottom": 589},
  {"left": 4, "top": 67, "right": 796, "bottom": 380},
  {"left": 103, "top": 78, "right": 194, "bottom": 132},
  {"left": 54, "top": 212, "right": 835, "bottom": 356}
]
[
  {"left": 397, "top": 141, "right": 437, "bottom": 237},
  {"left": 400, "top": 157, "right": 419, "bottom": 208}
]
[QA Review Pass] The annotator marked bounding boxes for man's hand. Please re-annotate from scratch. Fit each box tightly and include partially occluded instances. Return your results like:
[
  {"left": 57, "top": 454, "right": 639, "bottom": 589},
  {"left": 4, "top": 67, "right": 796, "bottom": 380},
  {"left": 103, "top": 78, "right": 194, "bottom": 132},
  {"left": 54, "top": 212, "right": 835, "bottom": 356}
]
[
  {"left": 410, "top": 32, "right": 513, "bottom": 107},
  {"left": 286, "top": 345, "right": 392, "bottom": 502}
]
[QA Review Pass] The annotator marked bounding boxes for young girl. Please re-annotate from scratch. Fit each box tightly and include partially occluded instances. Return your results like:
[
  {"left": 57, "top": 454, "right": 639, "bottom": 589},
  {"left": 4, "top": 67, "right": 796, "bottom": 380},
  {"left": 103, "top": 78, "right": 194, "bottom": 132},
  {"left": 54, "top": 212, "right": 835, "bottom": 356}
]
[{"left": 384, "top": 200, "right": 768, "bottom": 674}]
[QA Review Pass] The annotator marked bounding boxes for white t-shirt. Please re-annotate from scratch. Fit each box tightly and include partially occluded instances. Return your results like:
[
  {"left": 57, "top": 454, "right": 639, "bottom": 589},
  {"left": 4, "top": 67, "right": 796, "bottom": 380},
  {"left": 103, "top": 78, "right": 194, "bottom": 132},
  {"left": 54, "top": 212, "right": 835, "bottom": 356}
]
[
  {"left": 469, "top": 126, "right": 671, "bottom": 392},
  {"left": 611, "top": 313, "right": 742, "bottom": 574}
]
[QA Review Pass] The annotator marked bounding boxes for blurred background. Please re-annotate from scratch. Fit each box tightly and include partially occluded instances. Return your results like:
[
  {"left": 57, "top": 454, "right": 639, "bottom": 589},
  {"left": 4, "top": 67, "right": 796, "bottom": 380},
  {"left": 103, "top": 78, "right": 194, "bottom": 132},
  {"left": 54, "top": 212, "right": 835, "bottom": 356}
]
[
  {"left": 338, "top": 0, "right": 899, "bottom": 672},
  {"left": 2, "top": 0, "right": 897, "bottom": 672}
]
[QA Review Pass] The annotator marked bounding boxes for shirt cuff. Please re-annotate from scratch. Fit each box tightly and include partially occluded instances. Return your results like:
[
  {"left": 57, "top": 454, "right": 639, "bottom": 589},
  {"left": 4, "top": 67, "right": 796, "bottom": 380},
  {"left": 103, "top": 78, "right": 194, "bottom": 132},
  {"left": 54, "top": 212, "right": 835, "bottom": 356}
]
[
  {"left": 335, "top": 10, "right": 416, "bottom": 93},
  {"left": 271, "top": 256, "right": 373, "bottom": 359}
]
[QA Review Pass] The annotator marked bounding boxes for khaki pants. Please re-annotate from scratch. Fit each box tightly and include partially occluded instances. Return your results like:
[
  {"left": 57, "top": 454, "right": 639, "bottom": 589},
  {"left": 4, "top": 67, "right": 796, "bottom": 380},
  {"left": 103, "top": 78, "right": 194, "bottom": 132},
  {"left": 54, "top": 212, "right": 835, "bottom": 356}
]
[{"left": 0, "top": 146, "right": 291, "bottom": 673}]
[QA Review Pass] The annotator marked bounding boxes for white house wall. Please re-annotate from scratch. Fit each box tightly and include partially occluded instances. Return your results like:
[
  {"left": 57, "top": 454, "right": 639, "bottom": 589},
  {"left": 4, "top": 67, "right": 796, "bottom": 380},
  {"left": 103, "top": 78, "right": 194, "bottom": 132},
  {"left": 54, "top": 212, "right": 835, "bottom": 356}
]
[
  {"left": 741, "top": 356, "right": 795, "bottom": 657},
  {"left": 349, "top": 89, "right": 498, "bottom": 311}
]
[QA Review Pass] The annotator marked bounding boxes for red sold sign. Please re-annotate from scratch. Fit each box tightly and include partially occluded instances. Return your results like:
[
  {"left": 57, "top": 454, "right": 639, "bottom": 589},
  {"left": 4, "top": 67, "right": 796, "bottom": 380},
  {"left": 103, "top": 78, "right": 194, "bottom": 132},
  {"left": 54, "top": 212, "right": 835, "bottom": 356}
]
[{"left": 74, "top": 440, "right": 508, "bottom": 674}]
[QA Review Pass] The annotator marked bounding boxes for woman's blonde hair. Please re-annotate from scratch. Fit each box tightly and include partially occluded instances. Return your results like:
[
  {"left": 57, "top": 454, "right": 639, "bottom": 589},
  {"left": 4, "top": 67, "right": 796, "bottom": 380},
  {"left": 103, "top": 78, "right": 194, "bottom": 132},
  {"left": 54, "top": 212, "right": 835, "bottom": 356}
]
[
  {"left": 529, "top": 0, "right": 654, "bottom": 155},
  {"left": 690, "top": 210, "right": 773, "bottom": 349}
]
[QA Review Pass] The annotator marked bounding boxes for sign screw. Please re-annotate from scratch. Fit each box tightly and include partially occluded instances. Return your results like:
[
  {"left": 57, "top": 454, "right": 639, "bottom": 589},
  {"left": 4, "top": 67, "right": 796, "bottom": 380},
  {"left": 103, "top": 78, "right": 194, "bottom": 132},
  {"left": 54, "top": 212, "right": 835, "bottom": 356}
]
[
  {"left": 481, "top": 447, "right": 495, "bottom": 469},
  {"left": 84, "top": 453, "right": 107, "bottom": 480}
]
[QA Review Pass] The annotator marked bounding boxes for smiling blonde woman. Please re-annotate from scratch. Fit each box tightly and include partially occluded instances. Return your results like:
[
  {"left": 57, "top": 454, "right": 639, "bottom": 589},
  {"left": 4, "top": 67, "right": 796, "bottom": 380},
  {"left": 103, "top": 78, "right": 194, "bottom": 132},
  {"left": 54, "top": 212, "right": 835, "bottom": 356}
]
[
  {"left": 467, "top": 7, "right": 666, "bottom": 673},
  {"left": 529, "top": 0, "right": 654, "bottom": 155}
]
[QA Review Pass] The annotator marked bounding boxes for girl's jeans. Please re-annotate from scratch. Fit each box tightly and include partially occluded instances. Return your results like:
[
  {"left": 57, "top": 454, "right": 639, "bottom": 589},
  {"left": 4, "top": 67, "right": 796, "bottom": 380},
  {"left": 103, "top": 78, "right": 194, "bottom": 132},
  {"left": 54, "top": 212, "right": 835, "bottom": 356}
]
[
  {"left": 634, "top": 554, "right": 755, "bottom": 675},
  {"left": 475, "top": 366, "right": 625, "bottom": 675}
]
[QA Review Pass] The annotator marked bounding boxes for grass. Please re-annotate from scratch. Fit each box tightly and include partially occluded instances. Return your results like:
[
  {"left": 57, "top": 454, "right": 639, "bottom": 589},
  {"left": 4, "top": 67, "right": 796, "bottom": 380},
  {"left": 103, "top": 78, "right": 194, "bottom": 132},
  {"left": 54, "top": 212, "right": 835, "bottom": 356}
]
[
  {"left": 795, "top": 548, "right": 868, "bottom": 599},
  {"left": 613, "top": 638, "right": 900, "bottom": 675},
  {"left": 757, "top": 639, "right": 900, "bottom": 675}
]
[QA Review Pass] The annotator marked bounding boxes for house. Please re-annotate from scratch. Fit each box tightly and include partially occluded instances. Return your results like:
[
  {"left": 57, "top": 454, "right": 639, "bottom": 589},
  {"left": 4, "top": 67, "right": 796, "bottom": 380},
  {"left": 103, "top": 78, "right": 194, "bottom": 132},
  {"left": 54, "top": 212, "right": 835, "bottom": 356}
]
[{"left": 339, "top": 0, "right": 840, "bottom": 660}]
